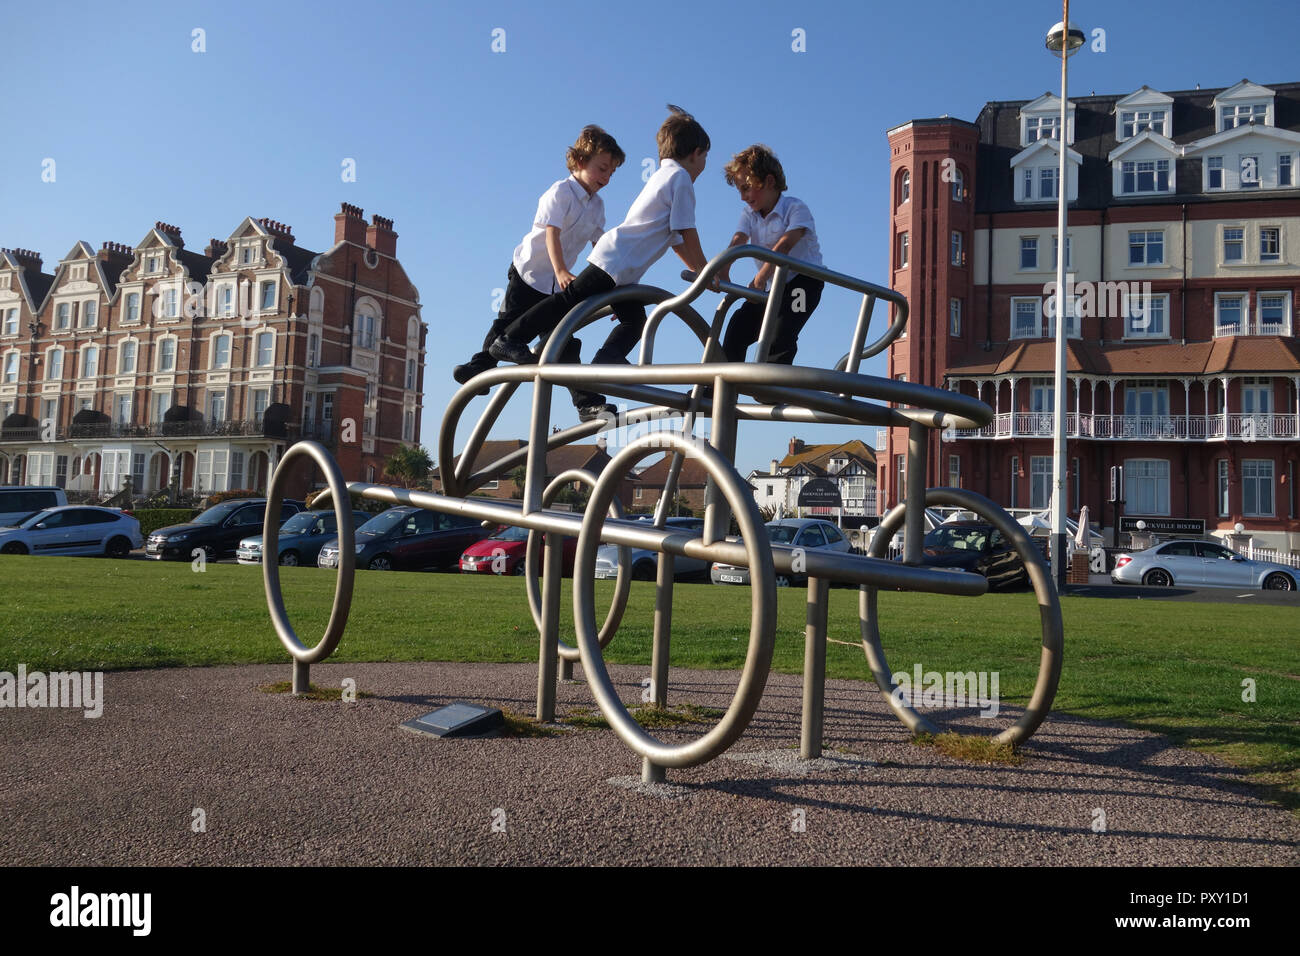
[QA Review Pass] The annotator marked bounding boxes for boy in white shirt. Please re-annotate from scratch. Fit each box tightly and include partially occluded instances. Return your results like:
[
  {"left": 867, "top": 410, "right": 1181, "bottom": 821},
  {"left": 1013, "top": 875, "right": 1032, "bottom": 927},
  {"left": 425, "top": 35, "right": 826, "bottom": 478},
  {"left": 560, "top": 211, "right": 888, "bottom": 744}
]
[
  {"left": 454, "top": 125, "right": 625, "bottom": 392},
  {"left": 488, "top": 105, "right": 713, "bottom": 421},
  {"left": 717, "top": 144, "right": 825, "bottom": 365}
]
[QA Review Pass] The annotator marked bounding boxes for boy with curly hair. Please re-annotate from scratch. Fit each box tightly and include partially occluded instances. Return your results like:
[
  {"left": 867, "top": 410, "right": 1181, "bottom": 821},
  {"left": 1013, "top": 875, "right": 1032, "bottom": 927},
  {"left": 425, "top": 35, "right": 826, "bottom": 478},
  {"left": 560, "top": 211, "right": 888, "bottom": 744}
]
[
  {"left": 718, "top": 144, "right": 824, "bottom": 365},
  {"left": 453, "top": 125, "right": 625, "bottom": 391}
]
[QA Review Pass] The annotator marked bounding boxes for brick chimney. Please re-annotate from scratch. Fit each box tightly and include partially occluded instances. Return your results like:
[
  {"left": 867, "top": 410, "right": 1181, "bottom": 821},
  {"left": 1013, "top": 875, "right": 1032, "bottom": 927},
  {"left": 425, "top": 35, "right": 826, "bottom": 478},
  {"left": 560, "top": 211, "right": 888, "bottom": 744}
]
[
  {"left": 366, "top": 214, "right": 397, "bottom": 257},
  {"left": 334, "top": 202, "right": 366, "bottom": 245},
  {"left": 97, "top": 241, "right": 134, "bottom": 271},
  {"left": 154, "top": 221, "right": 184, "bottom": 247},
  {"left": 2, "top": 247, "right": 42, "bottom": 272},
  {"left": 203, "top": 238, "right": 229, "bottom": 259},
  {"left": 788, "top": 437, "right": 804, "bottom": 456},
  {"left": 258, "top": 218, "right": 295, "bottom": 243}
]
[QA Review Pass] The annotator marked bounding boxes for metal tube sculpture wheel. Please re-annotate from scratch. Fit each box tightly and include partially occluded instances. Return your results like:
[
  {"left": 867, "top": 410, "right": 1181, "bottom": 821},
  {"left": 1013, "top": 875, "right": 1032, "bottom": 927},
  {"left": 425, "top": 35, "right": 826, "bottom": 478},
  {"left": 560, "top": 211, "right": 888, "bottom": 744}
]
[
  {"left": 523, "top": 469, "right": 632, "bottom": 663},
  {"left": 572, "top": 431, "right": 777, "bottom": 769},
  {"left": 263, "top": 440, "right": 356, "bottom": 694},
  {"left": 861, "top": 487, "right": 1064, "bottom": 746}
]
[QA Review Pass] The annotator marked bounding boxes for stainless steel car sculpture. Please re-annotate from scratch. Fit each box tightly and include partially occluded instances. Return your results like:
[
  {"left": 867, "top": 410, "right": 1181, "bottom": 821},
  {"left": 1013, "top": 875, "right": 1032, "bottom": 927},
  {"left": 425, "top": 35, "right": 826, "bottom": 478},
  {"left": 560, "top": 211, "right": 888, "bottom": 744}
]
[{"left": 259, "top": 245, "right": 1064, "bottom": 782}]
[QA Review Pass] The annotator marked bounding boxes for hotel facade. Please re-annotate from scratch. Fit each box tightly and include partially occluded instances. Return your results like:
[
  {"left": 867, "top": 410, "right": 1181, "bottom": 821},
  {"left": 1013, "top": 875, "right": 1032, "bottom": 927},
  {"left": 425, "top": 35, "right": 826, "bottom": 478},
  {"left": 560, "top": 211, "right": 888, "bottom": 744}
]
[
  {"left": 882, "top": 80, "right": 1300, "bottom": 552},
  {"left": 0, "top": 203, "right": 426, "bottom": 500}
]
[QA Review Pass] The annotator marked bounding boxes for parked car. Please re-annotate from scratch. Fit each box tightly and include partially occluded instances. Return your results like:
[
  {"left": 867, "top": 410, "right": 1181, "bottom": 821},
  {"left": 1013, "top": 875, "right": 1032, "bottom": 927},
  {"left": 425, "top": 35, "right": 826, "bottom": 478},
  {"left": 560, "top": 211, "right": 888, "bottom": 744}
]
[
  {"left": 594, "top": 516, "right": 707, "bottom": 581},
  {"left": 905, "top": 520, "right": 1043, "bottom": 590},
  {"left": 711, "top": 518, "right": 852, "bottom": 587},
  {"left": 146, "top": 498, "right": 303, "bottom": 561},
  {"left": 236, "top": 510, "right": 371, "bottom": 566},
  {"left": 0, "top": 486, "right": 68, "bottom": 527},
  {"left": 0, "top": 505, "right": 142, "bottom": 558},
  {"left": 318, "top": 506, "right": 488, "bottom": 571},
  {"left": 459, "top": 523, "right": 578, "bottom": 576},
  {"left": 1112, "top": 539, "right": 1297, "bottom": 590}
]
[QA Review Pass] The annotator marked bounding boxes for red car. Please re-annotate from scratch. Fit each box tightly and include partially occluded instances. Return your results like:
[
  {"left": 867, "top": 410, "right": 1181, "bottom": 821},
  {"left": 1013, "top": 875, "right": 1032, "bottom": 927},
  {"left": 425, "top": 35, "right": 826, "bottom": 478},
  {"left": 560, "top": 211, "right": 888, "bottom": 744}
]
[{"left": 459, "top": 524, "right": 577, "bottom": 576}]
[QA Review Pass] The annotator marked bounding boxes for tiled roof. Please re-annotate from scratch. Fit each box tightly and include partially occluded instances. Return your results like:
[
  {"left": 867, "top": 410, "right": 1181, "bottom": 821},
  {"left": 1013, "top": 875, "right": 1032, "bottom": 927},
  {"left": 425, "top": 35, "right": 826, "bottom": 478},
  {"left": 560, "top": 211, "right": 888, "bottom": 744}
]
[
  {"left": 778, "top": 438, "right": 877, "bottom": 471},
  {"left": 636, "top": 453, "right": 710, "bottom": 488},
  {"left": 947, "top": 338, "right": 1300, "bottom": 376}
]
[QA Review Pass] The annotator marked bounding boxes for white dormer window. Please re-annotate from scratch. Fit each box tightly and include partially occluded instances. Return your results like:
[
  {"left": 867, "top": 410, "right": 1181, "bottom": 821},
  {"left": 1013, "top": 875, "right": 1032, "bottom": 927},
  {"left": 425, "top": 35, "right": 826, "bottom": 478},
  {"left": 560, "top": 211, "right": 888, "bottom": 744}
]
[
  {"left": 70, "top": 264, "right": 86, "bottom": 282},
  {"left": 147, "top": 255, "right": 162, "bottom": 274},
  {"left": 1121, "top": 110, "right": 1167, "bottom": 138},
  {"left": 1221, "top": 103, "right": 1268, "bottom": 131},
  {"left": 1025, "top": 115, "right": 1059, "bottom": 143},
  {"left": 240, "top": 242, "right": 259, "bottom": 265}
]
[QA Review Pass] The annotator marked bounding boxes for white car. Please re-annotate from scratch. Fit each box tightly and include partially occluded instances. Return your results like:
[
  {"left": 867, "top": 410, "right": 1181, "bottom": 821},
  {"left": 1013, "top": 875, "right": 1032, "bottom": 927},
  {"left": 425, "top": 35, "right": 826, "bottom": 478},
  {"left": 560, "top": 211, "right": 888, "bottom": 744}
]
[
  {"left": 1111, "top": 539, "right": 1297, "bottom": 590},
  {"left": 0, "top": 505, "right": 143, "bottom": 558}
]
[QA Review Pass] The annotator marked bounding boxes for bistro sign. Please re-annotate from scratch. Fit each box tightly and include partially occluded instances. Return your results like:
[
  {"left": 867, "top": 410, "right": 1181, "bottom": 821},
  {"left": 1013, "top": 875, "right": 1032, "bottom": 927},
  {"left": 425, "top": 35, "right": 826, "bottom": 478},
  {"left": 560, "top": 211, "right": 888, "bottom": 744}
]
[
  {"left": 797, "top": 478, "right": 843, "bottom": 509},
  {"left": 1119, "top": 516, "right": 1206, "bottom": 535}
]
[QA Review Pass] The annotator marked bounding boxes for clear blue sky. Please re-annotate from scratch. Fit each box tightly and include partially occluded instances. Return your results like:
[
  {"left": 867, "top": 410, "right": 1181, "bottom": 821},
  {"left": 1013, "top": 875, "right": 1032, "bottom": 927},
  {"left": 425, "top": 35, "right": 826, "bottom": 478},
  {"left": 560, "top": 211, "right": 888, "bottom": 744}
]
[{"left": 3, "top": 0, "right": 1297, "bottom": 475}]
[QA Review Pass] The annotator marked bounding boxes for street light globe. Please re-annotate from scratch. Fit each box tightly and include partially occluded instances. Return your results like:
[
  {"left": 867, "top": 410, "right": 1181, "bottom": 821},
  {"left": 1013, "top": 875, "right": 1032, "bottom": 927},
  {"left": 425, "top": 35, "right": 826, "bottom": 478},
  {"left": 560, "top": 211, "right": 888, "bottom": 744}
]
[
  {"left": 1234, "top": 522, "right": 1245, "bottom": 534},
  {"left": 1136, "top": 520, "right": 1147, "bottom": 531},
  {"left": 1045, "top": 20, "right": 1085, "bottom": 57}
]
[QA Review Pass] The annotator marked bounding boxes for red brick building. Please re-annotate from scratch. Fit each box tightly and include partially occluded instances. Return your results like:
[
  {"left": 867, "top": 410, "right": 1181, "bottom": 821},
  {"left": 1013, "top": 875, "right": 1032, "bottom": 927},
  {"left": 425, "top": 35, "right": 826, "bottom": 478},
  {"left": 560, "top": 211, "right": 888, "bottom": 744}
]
[
  {"left": 0, "top": 203, "right": 426, "bottom": 499},
  {"left": 883, "top": 80, "right": 1300, "bottom": 553}
]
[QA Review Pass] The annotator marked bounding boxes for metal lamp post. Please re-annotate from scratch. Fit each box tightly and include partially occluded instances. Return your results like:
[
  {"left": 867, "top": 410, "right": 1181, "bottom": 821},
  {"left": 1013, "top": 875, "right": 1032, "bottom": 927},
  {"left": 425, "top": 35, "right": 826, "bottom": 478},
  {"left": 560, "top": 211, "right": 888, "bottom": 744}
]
[{"left": 1046, "top": 9, "right": 1085, "bottom": 590}]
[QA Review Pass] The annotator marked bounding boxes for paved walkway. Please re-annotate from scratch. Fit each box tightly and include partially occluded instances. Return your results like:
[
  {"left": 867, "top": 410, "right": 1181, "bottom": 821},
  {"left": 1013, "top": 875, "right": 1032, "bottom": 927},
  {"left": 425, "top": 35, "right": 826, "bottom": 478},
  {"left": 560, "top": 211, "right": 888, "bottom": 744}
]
[{"left": 2, "top": 661, "right": 1296, "bottom": 866}]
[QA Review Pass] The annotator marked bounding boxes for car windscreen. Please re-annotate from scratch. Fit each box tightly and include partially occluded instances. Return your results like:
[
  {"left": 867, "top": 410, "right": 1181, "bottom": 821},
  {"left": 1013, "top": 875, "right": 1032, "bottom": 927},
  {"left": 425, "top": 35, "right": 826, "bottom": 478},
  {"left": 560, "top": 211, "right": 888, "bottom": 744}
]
[
  {"left": 357, "top": 509, "right": 410, "bottom": 535},
  {"left": 280, "top": 512, "right": 321, "bottom": 534},
  {"left": 488, "top": 525, "right": 530, "bottom": 542},
  {"left": 18, "top": 509, "right": 57, "bottom": 529},
  {"left": 924, "top": 526, "right": 989, "bottom": 550},
  {"left": 767, "top": 525, "right": 799, "bottom": 544},
  {"left": 192, "top": 502, "right": 246, "bottom": 525}
]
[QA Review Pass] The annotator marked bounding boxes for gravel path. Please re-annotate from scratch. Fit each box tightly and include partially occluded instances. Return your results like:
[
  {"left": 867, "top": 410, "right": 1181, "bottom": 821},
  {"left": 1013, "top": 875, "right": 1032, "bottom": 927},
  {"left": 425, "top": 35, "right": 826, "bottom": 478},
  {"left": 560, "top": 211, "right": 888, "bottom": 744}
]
[{"left": 2, "top": 661, "right": 1296, "bottom": 866}]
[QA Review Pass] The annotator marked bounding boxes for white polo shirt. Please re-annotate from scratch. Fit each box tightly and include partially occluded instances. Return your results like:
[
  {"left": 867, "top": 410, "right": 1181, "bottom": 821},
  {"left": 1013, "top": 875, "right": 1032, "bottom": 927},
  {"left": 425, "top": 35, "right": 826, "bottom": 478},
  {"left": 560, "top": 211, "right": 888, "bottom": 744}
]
[
  {"left": 513, "top": 175, "right": 606, "bottom": 294},
  {"left": 736, "top": 194, "right": 822, "bottom": 289},
  {"left": 589, "top": 159, "right": 696, "bottom": 286}
]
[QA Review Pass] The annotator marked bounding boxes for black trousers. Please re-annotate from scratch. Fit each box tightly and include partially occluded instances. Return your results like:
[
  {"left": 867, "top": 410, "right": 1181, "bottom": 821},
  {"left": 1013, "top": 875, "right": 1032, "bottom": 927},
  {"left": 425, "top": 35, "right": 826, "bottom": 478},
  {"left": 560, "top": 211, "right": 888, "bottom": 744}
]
[
  {"left": 721, "top": 273, "right": 825, "bottom": 365},
  {"left": 503, "top": 264, "right": 648, "bottom": 365},
  {"left": 466, "top": 264, "right": 549, "bottom": 366}
]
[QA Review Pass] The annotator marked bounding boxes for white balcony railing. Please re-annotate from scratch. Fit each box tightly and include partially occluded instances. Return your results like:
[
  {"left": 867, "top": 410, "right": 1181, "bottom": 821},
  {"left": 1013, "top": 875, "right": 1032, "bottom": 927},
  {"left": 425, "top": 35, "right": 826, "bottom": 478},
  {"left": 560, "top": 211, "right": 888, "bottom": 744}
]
[
  {"left": 1213, "top": 319, "right": 1293, "bottom": 338},
  {"left": 953, "top": 412, "right": 1298, "bottom": 441}
]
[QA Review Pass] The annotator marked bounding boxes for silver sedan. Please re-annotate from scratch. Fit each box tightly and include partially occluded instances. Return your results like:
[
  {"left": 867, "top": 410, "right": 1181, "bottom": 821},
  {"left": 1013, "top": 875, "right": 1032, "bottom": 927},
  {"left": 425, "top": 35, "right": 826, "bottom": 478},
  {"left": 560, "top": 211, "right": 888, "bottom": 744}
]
[{"left": 1111, "top": 539, "right": 1297, "bottom": 590}]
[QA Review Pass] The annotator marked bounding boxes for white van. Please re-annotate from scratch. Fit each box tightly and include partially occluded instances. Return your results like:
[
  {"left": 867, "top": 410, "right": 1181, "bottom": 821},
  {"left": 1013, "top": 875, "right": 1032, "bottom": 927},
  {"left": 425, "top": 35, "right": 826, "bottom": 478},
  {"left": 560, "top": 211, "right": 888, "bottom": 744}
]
[{"left": 0, "top": 486, "right": 69, "bottom": 527}]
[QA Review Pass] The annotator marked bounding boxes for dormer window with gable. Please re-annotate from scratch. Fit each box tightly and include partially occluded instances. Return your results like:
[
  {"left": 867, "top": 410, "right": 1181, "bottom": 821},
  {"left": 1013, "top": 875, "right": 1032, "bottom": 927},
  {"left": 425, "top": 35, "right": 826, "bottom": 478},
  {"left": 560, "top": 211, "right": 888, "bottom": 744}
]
[
  {"left": 70, "top": 264, "right": 86, "bottom": 282},
  {"left": 1221, "top": 103, "right": 1269, "bottom": 131},
  {"left": 1011, "top": 138, "right": 1080, "bottom": 204},
  {"left": 146, "top": 254, "right": 163, "bottom": 274},
  {"left": 1025, "top": 115, "right": 1059, "bottom": 143},
  {"left": 1120, "top": 109, "right": 1167, "bottom": 139},
  {"left": 239, "top": 241, "right": 261, "bottom": 266}
]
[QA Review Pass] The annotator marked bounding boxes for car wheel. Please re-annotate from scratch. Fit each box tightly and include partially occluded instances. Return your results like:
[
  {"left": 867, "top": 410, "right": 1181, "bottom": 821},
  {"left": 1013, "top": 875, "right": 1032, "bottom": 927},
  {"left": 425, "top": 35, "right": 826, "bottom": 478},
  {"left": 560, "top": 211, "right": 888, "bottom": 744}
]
[
  {"left": 279, "top": 550, "right": 299, "bottom": 567},
  {"left": 511, "top": 561, "right": 526, "bottom": 576},
  {"left": 1142, "top": 568, "right": 1173, "bottom": 587},
  {"left": 105, "top": 536, "right": 131, "bottom": 559},
  {"left": 367, "top": 554, "right": 392, "bottom": 571},
  {"left": 1263, "top": 572, "right": 1295, "bottom": 591},
  {"left": 632, "top": 561, "right": 656, "bottom": 581},
  {"left": 1, "top": 541, "right": 29, "bottom": 555},
  {"left": 774, "top": 574, "right": 792, "bottom": 588}
]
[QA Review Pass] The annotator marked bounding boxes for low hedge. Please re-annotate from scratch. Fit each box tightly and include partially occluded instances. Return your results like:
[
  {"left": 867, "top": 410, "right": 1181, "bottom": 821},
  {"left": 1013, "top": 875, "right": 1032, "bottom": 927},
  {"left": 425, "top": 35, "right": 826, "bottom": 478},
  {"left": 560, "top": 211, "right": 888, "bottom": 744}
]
[{"left": 131, "top": 508, "right": 201, "bottom": 536}]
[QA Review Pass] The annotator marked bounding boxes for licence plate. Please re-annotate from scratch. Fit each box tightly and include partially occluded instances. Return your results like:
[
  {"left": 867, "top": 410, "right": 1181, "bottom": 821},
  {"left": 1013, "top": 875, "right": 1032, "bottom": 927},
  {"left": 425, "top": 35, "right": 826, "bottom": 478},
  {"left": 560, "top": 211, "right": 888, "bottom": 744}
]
[
  {"left": 594, "top": 570, "right": 616, "bottom": 580},
  {"left": 321, "top": 554, "right": 338, "bottom": 568},
  {"left": 719, "top": 573, "right": 743, "bottom": 583}
]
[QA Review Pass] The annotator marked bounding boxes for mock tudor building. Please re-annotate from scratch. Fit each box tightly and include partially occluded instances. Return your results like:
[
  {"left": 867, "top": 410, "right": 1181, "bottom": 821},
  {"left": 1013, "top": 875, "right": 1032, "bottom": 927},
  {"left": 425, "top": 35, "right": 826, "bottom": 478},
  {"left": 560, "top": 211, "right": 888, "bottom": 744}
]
[
  {"left": 0, "top": 204, "right": 425, "bottom": 499},
  {"left": 747, "top": 437, "right": 877, "bottom": 525},
  {"left": 882, "top": 80, "right": 1300, "bottom": 552}
]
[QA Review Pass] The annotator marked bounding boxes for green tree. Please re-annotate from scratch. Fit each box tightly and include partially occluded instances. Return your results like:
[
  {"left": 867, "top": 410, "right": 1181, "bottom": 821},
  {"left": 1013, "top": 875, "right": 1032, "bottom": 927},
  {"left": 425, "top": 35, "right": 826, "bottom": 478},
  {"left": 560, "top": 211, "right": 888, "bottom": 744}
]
[
  {"left": 383, "top": 444, "right": 433, "bottom": 489},
  {"left": 506, "top": 466, "right": 527, "bottom": 499}
]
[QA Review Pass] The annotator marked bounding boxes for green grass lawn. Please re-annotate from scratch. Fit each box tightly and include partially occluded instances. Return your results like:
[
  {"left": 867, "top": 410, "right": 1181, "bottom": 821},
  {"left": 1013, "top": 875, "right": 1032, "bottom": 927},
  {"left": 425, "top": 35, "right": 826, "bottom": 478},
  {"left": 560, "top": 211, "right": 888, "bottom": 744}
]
[{"left": 2, "top": 555, "right": 1297, "bottom": 811}]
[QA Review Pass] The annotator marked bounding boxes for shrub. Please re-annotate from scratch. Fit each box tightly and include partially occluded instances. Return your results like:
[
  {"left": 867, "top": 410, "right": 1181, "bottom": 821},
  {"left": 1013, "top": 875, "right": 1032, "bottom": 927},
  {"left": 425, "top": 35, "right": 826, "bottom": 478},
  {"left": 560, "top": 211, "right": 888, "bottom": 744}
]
[
  {"left": 131, "top": 508, "right": 200, "bottom": 536},
  {"left": 304, "top": 488, "right": 387, "bottom": 514},
  {"left": 204, "top": 489, "right": 262, "bottom": 506}
]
